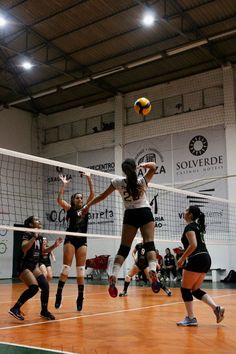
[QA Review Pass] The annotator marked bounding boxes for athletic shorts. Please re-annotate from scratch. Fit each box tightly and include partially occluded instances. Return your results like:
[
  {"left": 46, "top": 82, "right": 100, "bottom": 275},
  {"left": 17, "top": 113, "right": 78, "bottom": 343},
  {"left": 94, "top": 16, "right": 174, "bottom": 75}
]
[
  {"left": 64, "top": 235, "right": 87, "bottom": 250},
  {"left": 184, "top": 252, "right": 211, "bottom": 273},
  {"left": 39, "top": 259, "right": 51, "bottom": 267},
  {"left": 136, "top": 261, "right": 148, "bottom": 271},
  {"left": 18, "top": 260, "right": 38, "bottom": 274},
  {"left": 123, "top": 207, "right": 154, "bottom": 229}
]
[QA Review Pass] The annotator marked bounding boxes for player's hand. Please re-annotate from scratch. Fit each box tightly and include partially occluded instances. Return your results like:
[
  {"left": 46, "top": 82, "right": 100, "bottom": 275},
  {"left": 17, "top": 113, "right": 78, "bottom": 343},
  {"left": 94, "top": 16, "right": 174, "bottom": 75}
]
[{"left": 59, "top": 174, "right": 71, "bottom": 185}]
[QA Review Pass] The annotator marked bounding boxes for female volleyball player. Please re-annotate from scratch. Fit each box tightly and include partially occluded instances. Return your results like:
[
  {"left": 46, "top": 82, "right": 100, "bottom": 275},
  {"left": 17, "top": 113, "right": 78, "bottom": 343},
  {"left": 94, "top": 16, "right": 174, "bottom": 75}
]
[
  {"left": 9, "top": 216, "right": 62, "bottom": 321},
  {"left": 81, "top": 158, "right": 160, "bottom": 297},
  {"left": 39, "top": 236, "right": 56, "bottom": 281},
  {"left": 119, "top": 241, "right": 172, "bottom": 297},
  {"left": 55, "top": 173, "right": 94, "bottom": 311},
  {"left": 176, "top": 205, "right": 225, "bottom": 326}
]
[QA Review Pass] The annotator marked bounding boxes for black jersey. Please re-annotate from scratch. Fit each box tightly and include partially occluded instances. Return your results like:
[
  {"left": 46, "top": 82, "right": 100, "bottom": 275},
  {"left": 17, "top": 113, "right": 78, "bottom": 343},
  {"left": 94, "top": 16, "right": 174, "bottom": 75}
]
[
  {"left": 66, "top": 207, "right": 88, "bottom": 233},
  {"left": 21, "top": 232, "right": 43, "bottom": 264},
  {"left": 181, "top": 222, "right": 208, "bottom": 257},
  {"left": 39, "top": 252, "right": 51, "bottom": 267},
  {"left": 164, "top": 254, "right": 176, "bottom": 267},
  {"left": 135, "top": 242, "right": 148, "bottom": 269}
]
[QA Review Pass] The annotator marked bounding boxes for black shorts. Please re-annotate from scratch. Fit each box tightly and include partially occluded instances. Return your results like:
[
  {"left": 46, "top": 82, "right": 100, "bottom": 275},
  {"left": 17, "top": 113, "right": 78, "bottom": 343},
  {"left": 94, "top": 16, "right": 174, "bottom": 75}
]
[
  {"left": 18, "top": 260, "right": 38, "bottom": 274},
  {"left": 123, "top": 208, "right": 154, "bottom": 229},
  {"left": 39, "top": 260, "right": 51, "bottom": 267},
  {"left": 64, "top": 236, "right": 87, "bottom": 250},
  {"left": 136, "top": 261, "right": 148, "bottom": 271},
  {"left": 184, "top": 252, "right": 211, "bottom": 273}
]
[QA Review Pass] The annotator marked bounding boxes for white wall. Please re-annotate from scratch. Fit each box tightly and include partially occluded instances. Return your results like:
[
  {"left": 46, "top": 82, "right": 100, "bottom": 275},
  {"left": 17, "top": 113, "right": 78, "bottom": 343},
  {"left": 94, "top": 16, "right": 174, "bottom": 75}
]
[{"left": 0, "top": 107, "right": 38, "bottom": 154}]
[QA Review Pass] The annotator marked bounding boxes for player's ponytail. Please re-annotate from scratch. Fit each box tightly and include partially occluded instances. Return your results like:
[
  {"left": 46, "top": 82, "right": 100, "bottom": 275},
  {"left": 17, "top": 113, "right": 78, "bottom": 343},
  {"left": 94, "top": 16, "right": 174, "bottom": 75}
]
[
  {"left": 122, "top": 158, "right": 139, "bottom": 200},
  {"left": 188, "top": 205, "right": 206, "bottom": 233}
]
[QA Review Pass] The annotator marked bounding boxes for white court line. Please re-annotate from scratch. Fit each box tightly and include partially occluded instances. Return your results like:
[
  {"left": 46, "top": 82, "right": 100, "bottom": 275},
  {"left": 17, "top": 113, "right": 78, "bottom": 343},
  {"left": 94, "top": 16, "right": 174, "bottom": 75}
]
[
  {"left": 0, "top": 341, "right": 76, "bottom": 353},
  {"left": 0, "top": 293, "right": 235, "bottom": 331}
]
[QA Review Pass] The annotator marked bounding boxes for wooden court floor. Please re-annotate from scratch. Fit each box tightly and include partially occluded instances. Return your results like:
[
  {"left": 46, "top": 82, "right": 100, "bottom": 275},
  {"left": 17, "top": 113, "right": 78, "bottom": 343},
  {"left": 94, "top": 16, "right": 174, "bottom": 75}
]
[{"left": 0, "top": 280, "right": 235, "bottom": 354}]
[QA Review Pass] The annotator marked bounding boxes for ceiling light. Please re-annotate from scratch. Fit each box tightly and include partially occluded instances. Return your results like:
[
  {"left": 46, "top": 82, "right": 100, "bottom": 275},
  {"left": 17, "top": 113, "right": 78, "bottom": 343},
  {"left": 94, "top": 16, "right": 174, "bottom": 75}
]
[
  {"left": 21, "top": 61, "right": 33, "bottom": 70},
  {"left": 61, "top": 78, "right": 91, "bottom": 90},
  {"left": 0, "top": 16, "right": 7, "bottom": 27},
  {"left": 92, "top": 66, "right": 124, "bottom": 79},
  {"left": 142, "top": 12, "right": 155, "bottom": 26},
  {"left": 166, "top": 39, "right": 208, "bottom": 56},
  {"left": 126, "top": 54, "right": 162, "bottom": 68}
]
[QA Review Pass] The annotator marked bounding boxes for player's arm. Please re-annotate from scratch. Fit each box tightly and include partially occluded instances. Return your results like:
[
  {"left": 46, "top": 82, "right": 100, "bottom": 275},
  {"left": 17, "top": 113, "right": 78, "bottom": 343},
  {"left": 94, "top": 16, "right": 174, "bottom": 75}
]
[
  {"left": 86, "top": 174, "right": 95, "bottom": 204},
  {"left": 57, "top": 175, "right": 71, "bottom": 211},
  {"left": 138, "top": 162, "right": 157, "bottom": 184},
  {"left": 21, "top": 233, "right": 39, "bottom": 253},
  {"left": 177, "top": 231, "right": 197, "bottom": 268},
  {"left": 82, "top": 184, "right": 115, "bottom": 214}
]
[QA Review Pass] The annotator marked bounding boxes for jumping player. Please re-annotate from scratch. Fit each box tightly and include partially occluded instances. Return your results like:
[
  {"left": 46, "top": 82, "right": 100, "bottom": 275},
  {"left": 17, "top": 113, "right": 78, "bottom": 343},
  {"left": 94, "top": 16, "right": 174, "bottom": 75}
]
[
  {"left": 55, "top": 173, "right": 94, "bottom": 311},
  {"left": 82, "top": 158, "right": 160, "bottom": 297},
  {"left": 176, "top": 205, "right": 225, "bottom": 326}
]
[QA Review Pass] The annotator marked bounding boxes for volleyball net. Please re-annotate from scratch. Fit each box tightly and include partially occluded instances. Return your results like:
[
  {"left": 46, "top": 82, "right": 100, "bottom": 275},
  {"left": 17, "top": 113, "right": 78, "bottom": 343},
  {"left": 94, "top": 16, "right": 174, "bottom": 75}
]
[{"left": 0, "top": 147, "right": 236, "bottom": 244}]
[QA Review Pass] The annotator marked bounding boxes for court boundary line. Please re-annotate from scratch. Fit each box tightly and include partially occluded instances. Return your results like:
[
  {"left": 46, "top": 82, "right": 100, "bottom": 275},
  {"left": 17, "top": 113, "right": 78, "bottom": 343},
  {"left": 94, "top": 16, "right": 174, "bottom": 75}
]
[
  {"left": 0, "top": 341, "right": 77, "bottom": 353},
  {"left": 0, "top": 292, "right": 235, "bottom": 331}
]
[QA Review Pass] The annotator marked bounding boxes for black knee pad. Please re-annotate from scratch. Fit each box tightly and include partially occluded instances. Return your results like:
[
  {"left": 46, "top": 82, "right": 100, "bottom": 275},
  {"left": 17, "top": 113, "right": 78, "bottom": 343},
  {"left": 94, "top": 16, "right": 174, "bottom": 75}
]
[
  {"left": 143, "top": 241, "right": 155, "bottom": 253},
  {"left": 181, "top": 287, "right": 193, "bottom": 302},
  {"left": 28, "top": 284, "right": 39, "bottom": 297},
  {"left": 192, "top": 288, "right": 206, "bottom": 300},
  {"left": 117, "top": 244, "right": 130, "bottom": 259},
  {"left": 37, "top": 274, "right": 49, "bottom": 292}
]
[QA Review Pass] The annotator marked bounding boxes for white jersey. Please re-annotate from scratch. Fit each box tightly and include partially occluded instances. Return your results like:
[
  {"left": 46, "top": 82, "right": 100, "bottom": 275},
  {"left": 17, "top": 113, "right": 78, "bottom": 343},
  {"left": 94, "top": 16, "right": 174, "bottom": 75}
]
[{"left": 111, "top": 176, "right": 151, "bottom": 209}]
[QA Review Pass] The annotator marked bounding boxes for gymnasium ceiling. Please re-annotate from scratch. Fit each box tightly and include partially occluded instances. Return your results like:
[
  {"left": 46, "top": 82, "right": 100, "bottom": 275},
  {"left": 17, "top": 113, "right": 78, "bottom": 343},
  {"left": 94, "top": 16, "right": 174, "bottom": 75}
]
[{"left": 0, "top": 0, "right": 236, "bottom": 115}]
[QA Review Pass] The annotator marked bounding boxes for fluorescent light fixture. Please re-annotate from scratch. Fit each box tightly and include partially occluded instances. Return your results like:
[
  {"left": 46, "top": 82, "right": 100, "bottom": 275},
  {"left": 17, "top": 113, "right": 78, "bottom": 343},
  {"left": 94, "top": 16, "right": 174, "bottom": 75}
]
[
  {"left": 0, "top": 16, "right": 7, "bottom": 27},
  {"left": 9, "top": 97, "right": 31, "bottom": 106},
  {"left": 126, "top": 54, "right": 162, "bottom": 69},
  {"left": 61, "top": 77, "right": 91, "bottom": 90},
  {"left": 33, "top": 89, "right": 57, "bottom": 99},
  {"left": 209, "top": 28, "right": 236, "bottom": 41},
  {"left": 142, "top": 12, "right": 155, "bottom": 26},
  {"left": 21, "top": 61, "right": 33, "bottom": 70},
  {"left": 167, "top": 39, "right": 208, "bottom": 56},
  {"left": 92, "top": 66, "right": 124, "bottom": 79}
]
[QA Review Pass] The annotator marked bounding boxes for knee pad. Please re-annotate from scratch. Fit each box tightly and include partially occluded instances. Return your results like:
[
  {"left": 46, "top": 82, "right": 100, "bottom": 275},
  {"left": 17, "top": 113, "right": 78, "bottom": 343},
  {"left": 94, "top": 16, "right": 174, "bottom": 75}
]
[
  {"left": 192, "top": 288, "right": 206, "bottom": 300},
  {"left": 181, "top": 287, "right": 193, "bottom": 302},
  {"left": 125, "top": 275, "right": 131, "bottom": 282},
  {"left": 144, "top": 241, "right": 155, "bottom": 253},
  {"left": 61, "top": 264, "right": 71, "bottom": 276},
  {"left": 37, "top": 274, "right": 49, "bottom": 292},
  {"left": 76, "top": 266, "right": 85, "bottom": 278},
  {"left": 117, "top": 244, "right": 130, "bottom": 259},
  {"left": 28, "top": 284, "right": 39, "bottom": 297}
]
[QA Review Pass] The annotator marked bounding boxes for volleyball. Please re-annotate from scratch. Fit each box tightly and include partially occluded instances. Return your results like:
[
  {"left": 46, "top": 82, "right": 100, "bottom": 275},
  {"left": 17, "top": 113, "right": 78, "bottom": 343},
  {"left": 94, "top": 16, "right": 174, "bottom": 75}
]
[{"left": 134, "top": 97, "right": 151, "bottom": 116}]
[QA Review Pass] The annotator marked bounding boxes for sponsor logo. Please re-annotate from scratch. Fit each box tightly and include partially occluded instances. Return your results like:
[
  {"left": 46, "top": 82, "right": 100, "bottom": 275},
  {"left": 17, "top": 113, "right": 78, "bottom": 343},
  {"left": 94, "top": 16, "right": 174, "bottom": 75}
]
[
  {"left": 88, "top": 162, "right": 115, "bottom": 173},
  {"left": 189, "top": 135, "right": 208, "bottom": 156},
  {"left": 135, "top": 148, "right": 166, "bottom": 175},
  {"left": 176, "top": 135, "right": 224, "bottom": 175},
  {"left": 47, "top": 174, "right": 72, "bottom": 183},
  {"left": 150, "top": 193, "right": 165, "bottom": 228}
]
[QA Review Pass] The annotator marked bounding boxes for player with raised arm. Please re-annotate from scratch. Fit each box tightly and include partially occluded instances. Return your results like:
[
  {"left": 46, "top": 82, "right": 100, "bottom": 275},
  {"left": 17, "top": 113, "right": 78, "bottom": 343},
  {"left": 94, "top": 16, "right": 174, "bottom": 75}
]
[
  {"left": 55, "top": 173, "right": 94, "bottom": 311},
  {"left": 82, "top": 158, "right": 160, "bottom": 297}
]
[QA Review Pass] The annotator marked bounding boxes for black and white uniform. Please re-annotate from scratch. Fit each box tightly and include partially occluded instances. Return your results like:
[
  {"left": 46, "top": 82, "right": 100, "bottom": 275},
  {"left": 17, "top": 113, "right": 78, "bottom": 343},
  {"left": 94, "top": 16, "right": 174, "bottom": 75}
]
[
  {"left": 18, "top": 233, "right": 43, "bottom": 273},
  {"left": 135, "top": 243, "right": 149, "bottom": 270},
  {"left": 64, "top": 207, "right": 88, "bottom": 249},
  {"left": 39, "top": 252, "right": 51, "bottom": 268},
  {"left": 181, "top": 222, "right": 211, "bottom": 273},
  {"left": 111, "top": 176, "right": 154, "bottom": 228}
]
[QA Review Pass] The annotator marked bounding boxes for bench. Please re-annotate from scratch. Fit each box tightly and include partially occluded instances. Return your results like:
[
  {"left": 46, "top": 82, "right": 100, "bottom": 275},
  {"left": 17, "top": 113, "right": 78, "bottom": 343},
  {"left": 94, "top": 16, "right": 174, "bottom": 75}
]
[{"left": 207, "top": 268, "right": 226, "bottom": 282}]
